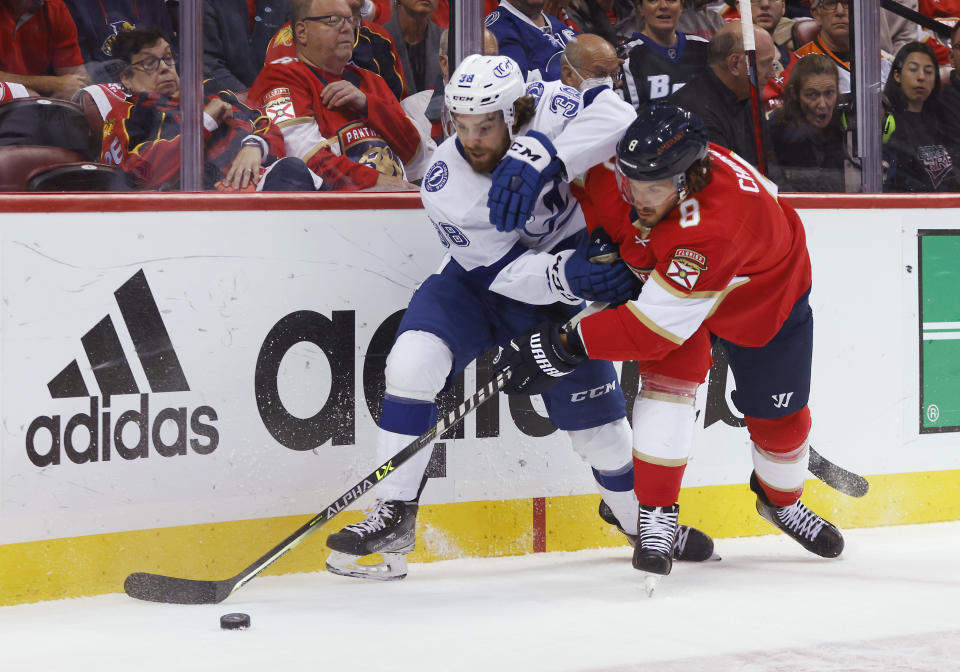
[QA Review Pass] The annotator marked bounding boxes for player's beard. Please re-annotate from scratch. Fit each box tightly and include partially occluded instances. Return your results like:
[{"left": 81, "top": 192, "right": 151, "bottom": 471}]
[
  {"left": 465, "top": 132, "right": 512, "bottom": 174},
  {"left": 632, "top": 198, "right": 678, "bottom": 229}
]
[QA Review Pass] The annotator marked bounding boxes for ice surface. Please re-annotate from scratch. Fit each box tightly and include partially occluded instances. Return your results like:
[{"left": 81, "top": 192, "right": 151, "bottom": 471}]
[{"left": 2, "top": 522, "right": 958, "bottom": 672}]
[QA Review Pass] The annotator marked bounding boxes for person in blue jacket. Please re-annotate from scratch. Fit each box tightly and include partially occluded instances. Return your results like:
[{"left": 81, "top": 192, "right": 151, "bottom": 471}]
[{"left": 484, "top": 0, "right": 577, "bottom": 81}]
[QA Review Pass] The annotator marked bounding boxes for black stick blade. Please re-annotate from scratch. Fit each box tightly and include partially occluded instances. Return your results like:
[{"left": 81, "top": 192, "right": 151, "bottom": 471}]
[
  {"left": 808, "top": 448, "right": 869, "bottom": 498},
  {"left": 124, "top": 572, "right": 234, "bottom": 604}
]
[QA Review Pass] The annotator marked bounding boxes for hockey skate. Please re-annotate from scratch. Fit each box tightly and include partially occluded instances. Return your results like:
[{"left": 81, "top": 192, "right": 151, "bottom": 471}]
[
  {"left": 599, "top": 500, "right": 716, "bottom": 561},
  {"left": 632, "top": 503, "right": 679, "bottom": 596},
  {"left": 325, "top": 499, "right": 419, "bottom": 581},
  {"left": 750, "top": 472, "right": 844, "bottom": 559}
]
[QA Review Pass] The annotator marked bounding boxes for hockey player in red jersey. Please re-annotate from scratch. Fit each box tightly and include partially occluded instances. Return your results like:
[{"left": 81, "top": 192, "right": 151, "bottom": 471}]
[{"left": 494, "top": 103, "right": 844, "bottom": 588}]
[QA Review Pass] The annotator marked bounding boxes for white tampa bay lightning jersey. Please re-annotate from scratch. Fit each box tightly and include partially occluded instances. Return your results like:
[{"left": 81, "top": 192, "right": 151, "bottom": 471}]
[{"left": 420, "top": 79, "right": 635, "bottom": 306}]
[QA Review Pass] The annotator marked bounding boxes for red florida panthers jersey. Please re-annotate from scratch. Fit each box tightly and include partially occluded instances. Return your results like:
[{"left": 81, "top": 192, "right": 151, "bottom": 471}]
[
  {"left": 102, "top": 88, "right": 285, "bottom": 189},
  {"left": 576, "top": 144, "right": 812, "bottom": 363},
  {"left": 249, "top": 59, "right": 420, "bottom": 190}
]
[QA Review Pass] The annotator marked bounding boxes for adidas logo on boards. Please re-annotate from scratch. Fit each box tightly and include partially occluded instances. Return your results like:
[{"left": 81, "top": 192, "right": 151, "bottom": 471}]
[{"left": 26, "top": 269, "right": 220, "bottom": 467}]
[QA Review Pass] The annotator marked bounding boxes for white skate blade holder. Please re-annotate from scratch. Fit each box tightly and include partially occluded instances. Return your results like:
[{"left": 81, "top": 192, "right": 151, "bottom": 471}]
[
  {"left": 326, "top": 551, "right": 409, "bottom": 581},
  {"left": 642, "top": 573, "right": 662, "bottom": 598}
]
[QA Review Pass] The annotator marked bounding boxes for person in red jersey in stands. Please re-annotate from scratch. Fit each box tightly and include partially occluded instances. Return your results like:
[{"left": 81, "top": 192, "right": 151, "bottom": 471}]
[
  {"left": 0, "top": 0, "right": 90, "bottom": 99},
  {"left": 105, "top": 28, "right": 319, "bottom": 191},
  {"left": 250, "top": 0, "right": 421, "bottom": 190}
]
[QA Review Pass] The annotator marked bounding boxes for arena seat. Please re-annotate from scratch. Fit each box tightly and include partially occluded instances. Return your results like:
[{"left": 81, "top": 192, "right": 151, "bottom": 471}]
[
  {"left": 792, "top": 19, "right": 820, "bottom": 48},
  {"left": 26, "top": 162, "right": 133, "bottom": 192},
  {"left": 0, "top": 97, "right": 99, "bottom": 160},
  {"left": 0, "top": 145, "right": 86, "bottom": 191}
]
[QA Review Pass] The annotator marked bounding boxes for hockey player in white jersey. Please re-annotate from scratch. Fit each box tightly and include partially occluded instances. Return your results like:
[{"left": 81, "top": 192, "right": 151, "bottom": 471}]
[{"left": 325, "top": 54, "right": 714, "bottom": 581}]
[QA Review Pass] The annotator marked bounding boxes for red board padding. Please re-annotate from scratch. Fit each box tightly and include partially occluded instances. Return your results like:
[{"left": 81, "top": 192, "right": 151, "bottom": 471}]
[
  {"left": 0, "top": 191, "right": 426, "bottom": 213},
  {"left": 1, "top": 191, "right": 960, "bottom": 214}
]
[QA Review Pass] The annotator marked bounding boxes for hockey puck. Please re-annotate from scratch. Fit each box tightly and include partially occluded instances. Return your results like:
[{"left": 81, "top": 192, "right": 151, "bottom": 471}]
[{"left": 220, "top": 613, "right": 251, "bottom": 630}]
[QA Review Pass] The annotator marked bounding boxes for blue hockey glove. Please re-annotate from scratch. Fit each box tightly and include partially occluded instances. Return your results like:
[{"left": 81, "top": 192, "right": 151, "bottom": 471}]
[
  {"left": 488, "top": 130, "right": 565, "bottom": 233},
  {"left": 492, "top": 321, "right": 586, "bottom": 395},
  {"left": 549, "top": 232, "right": 641, "bottom": 305}
]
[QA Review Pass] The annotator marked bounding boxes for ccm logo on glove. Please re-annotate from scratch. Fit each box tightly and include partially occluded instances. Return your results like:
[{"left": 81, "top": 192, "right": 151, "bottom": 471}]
[{"left": 510, "top": 143, "right": 543, "bottom": 162}]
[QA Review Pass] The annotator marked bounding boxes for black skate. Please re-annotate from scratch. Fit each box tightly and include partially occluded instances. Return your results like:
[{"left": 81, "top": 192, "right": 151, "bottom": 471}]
[
  {"left": 599, "top": 500, "right": 715, "bottom": 561},
  {"left": 325, "top": 499, "right": 419, "bottom": 580},
  {"left": 750, "top": 472, "right": 844, "bottom": 559},
  {"left": 632, "top": 503, "right": 679, "bottom": 596}
]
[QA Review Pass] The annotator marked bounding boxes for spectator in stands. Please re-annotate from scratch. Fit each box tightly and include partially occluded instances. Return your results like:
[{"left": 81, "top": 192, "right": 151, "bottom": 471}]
[
  {"left": 752, "top": 0, "right": 798, "bottom": 110},
  {"left": 560, "top": 32, "right": 624, "bottom": 94},
  {"left": 62, "top": 0, "right": 175, "bottom": 79},
  {"left": 348, "top": 0, "right": 408, "bottom": 97},
  {"left": 752, "top": 0, "right": 795, "bottom": 49},
  {"left": 795, "top": 0, "right": 893, "bottom": 95},
  {"left": 415, "top": 26, "right": 499, "bottom": 142},
  {"left": 766, "top": 53, "right": 845, "bottom": 191},
  {"left": 264, "top": 0, "right": 408, "bottom": 99},
  {"left": 384, "top": 0, "right": 442, "bottom": 94},
  {"left": 0, "top": 0, "right": 90, "bottom": 99},
  {"left": 619, "top": 0, "right": 710, "bottom": 111},
  {"left": 794, "top": 0, "right": 848, "bottom": 65},
  {"left": 938, "top": 21, "right": 959, "bottom": 160},
  {"left": 249, "top": 0, "right": 420, "bottom": 190},
  {"left": 437, "top": 28, "right": 500, "bottom": 85},
  {"left": 881, "top": 0, "right": 920, "bottom": 57},
  {"left": 564, "top": 0, "right": 642, "bottom": 49},
  {"left": 676, "top": 0, "right": 725, "bottom": 41},
  {"left": 370, "top": 0, "right": 500, "bottom": 28},
  {"left": 108, "top": 28, "right": 317, "bottom": 191},
  {"left": 485, "top": 0, "right": 578, "bottom": 81},
  {"left": 671, "top": 21, "right": 775, "bottom": 168},
  {"left": 881, "top": 41, "right": 959, "bottom": 192},
  {"left": 202, "top": 0, "right": 291, "bottom": 93}
]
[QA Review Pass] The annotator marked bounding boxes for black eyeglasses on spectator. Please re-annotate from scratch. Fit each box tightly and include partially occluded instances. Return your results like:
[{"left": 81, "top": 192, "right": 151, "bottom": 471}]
[
  {"left": 817, "top": 0, "right": 850, "bottom": 11},
  {"left": 300, "top": 14, "right": 359, "bottom": 29},
  {"left": 131, "top": 55, "right": 176, "bottom": 72}
]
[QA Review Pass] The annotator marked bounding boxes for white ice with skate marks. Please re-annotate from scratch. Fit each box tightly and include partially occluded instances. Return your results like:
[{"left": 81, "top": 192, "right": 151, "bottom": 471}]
[{"left": 2, "top": 522, "right": 959, "bottom": 672}]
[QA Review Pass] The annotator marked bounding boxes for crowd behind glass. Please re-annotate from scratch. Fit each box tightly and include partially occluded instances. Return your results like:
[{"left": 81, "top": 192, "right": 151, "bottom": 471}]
[{"left": 0, "top": 0, "right": 957, "bottom": 193}]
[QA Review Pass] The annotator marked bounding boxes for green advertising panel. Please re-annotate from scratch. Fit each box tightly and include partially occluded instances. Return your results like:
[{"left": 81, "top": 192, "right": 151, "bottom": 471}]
[{"left": 919, "top": 231, "right": 960, "bottom": 433}]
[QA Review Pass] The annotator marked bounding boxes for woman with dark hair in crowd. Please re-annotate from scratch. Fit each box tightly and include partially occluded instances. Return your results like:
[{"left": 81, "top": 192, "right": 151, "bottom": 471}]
[
  {"left": 881, "top": 41, "right": 959, "bottom": 193},
  {"left": 766, "top": 53, "right": 845, "bottom": 192},
  {"left": 104, "top": 28, "right": 319, "bottom": 191}
]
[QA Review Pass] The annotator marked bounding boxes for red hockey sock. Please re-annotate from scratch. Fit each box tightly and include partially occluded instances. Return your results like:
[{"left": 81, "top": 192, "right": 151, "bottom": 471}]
[
  {"left": 746, "top": 408, "right": 811, "bottom": 507},
  {"left": 633, "top": 457, "right": 686, "bottom": 507}
]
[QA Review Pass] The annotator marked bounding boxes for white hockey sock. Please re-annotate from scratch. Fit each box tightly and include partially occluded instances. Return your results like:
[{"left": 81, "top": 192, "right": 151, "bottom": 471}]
[
  {"left": 597, "top": 476, "right": 639, "bottom": 535},
  {"left": 373, "top": 427, "right": 435, "bottom": 502}
]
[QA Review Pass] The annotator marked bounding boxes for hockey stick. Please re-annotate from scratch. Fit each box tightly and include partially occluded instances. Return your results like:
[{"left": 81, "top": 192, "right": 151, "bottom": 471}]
[
  {"left": 124, "top": 301, "right": 610, "bottom": 605},
  {"left": 736, "top": 0, "right": 767, "bottom": 174},
  {"left": 808, "top": 446, "right": 869, "bottom": 498}
]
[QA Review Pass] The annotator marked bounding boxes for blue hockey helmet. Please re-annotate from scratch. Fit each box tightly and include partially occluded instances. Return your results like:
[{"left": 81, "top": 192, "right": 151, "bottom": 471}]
[{"left": 616, "top": 104, "right": 708, "bottom": 182}]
